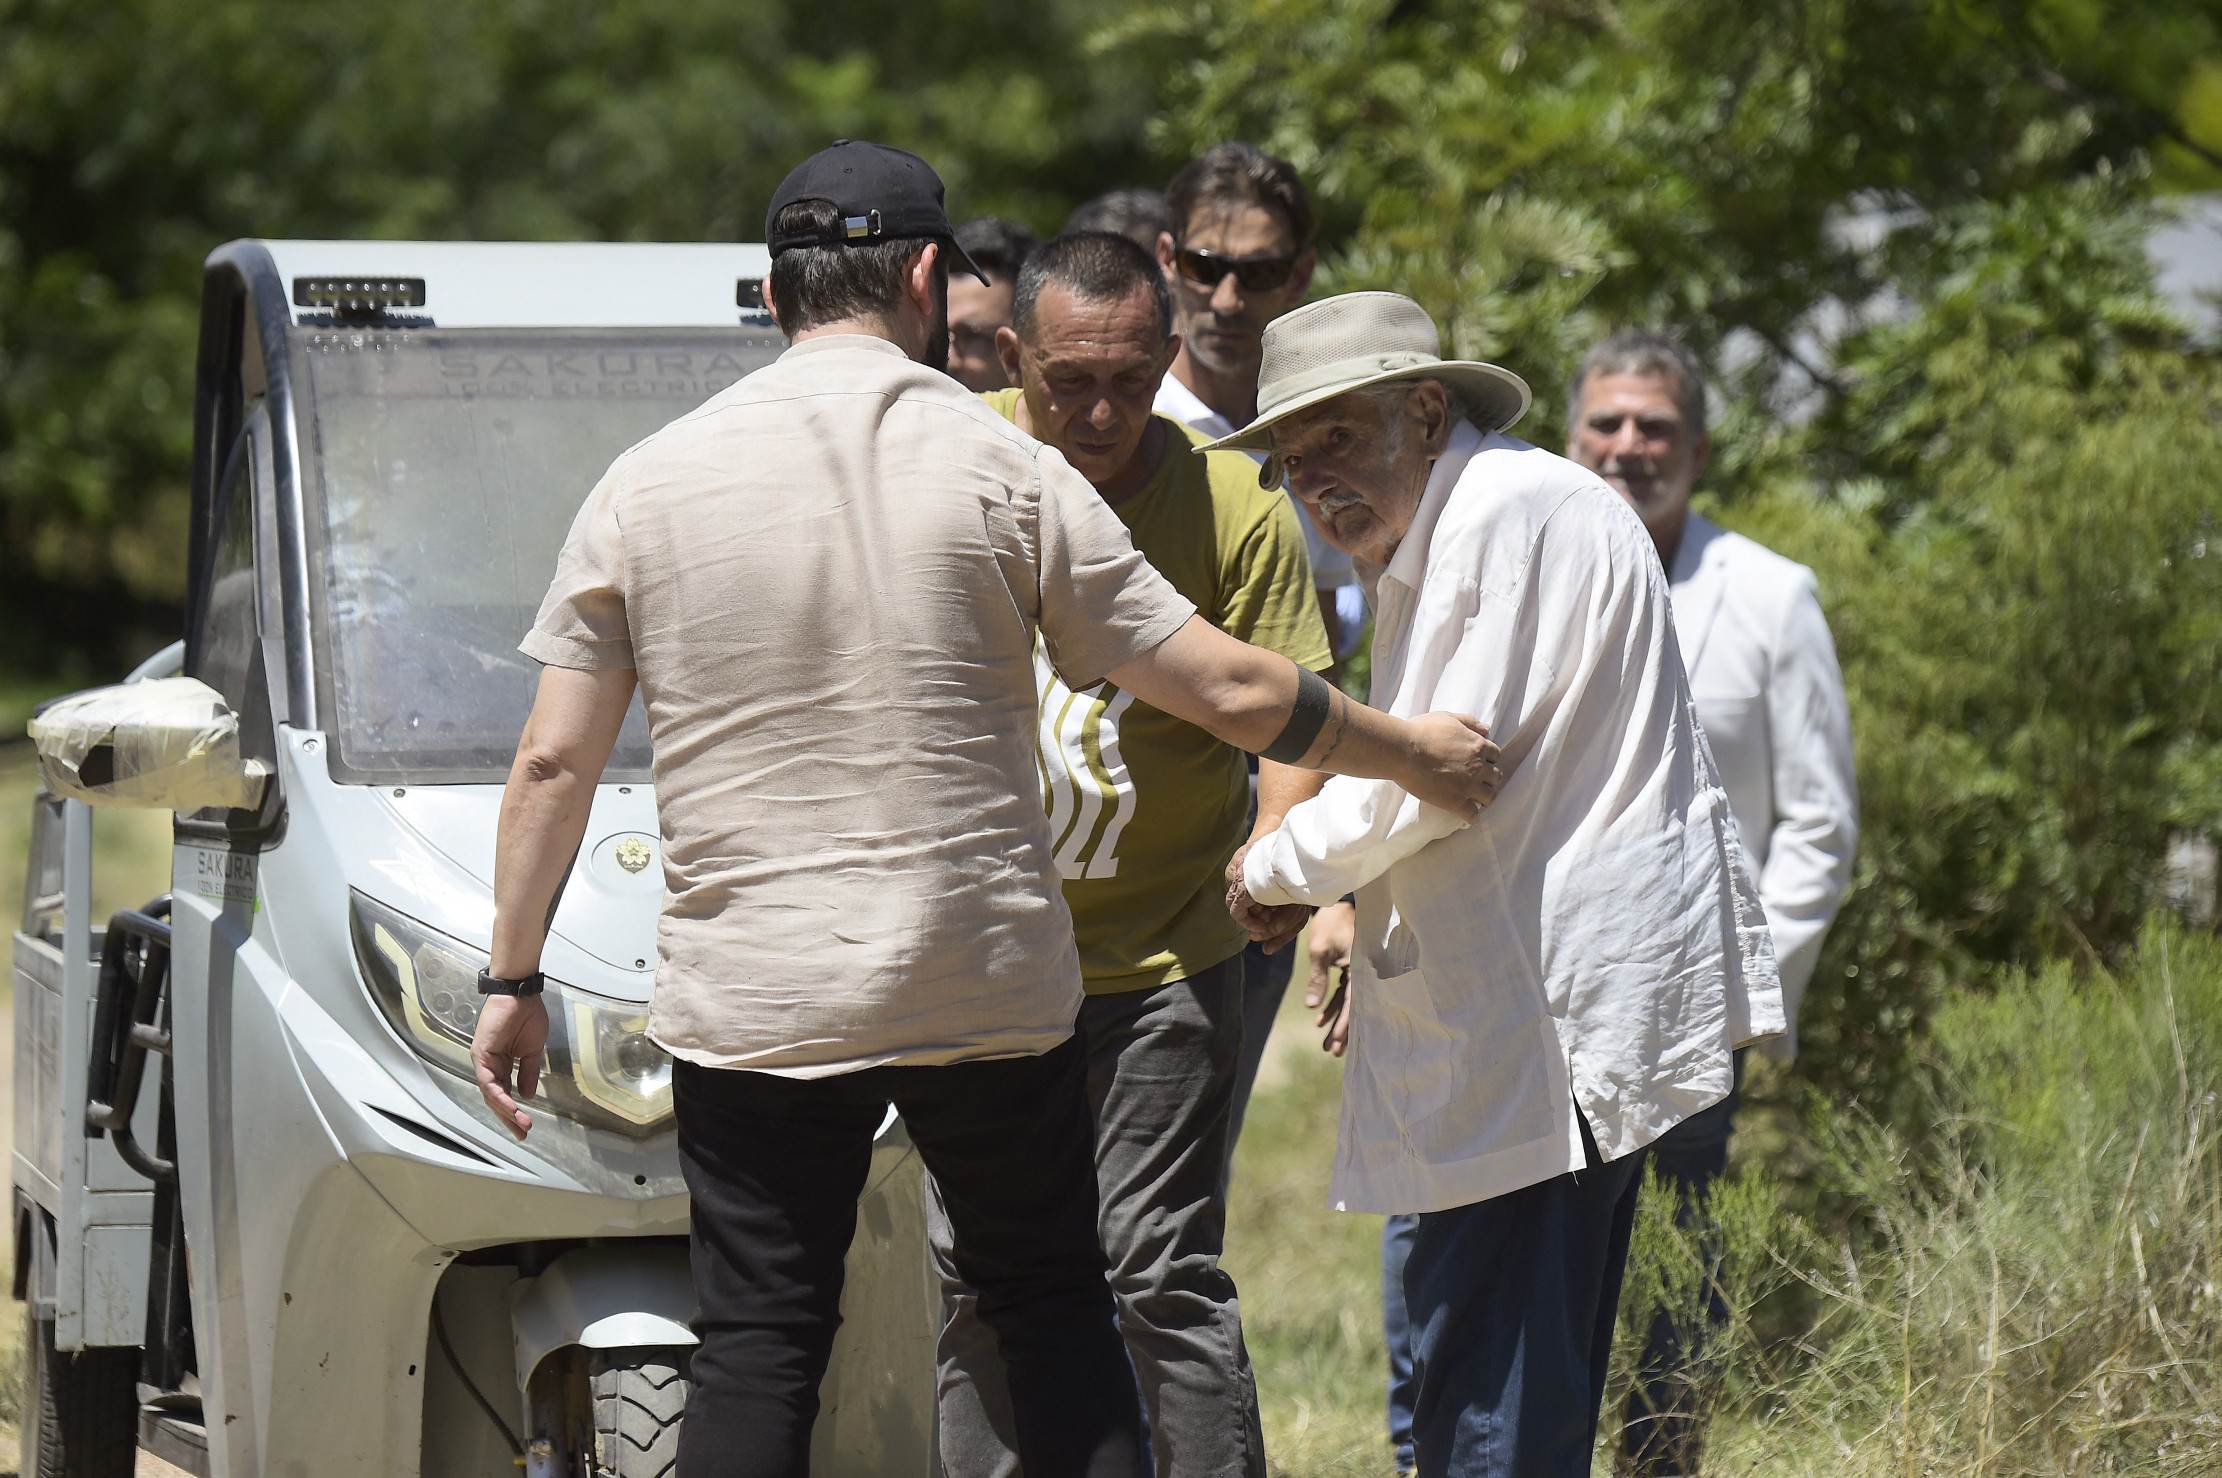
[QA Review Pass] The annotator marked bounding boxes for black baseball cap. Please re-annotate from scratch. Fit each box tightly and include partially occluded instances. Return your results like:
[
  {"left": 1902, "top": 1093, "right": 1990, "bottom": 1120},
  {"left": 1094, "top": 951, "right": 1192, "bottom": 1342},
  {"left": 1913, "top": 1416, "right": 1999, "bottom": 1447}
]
[{"left": 765, "top": 139, "right": 989, "bottom": 283}]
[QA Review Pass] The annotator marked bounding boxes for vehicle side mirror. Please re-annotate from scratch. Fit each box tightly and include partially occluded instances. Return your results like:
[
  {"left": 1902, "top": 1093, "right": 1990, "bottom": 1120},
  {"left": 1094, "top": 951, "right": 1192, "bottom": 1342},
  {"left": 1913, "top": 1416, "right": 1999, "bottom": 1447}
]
[{"left": 27, "top": 677, "right": 272, "bottom": 813}]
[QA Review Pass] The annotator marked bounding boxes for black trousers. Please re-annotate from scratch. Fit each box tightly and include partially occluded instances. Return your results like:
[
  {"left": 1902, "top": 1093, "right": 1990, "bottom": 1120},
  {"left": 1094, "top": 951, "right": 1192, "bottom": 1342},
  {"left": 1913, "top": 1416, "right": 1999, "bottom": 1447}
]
[{"left": 672, "top": 1036, "right": 1142, "bottom": 1478}]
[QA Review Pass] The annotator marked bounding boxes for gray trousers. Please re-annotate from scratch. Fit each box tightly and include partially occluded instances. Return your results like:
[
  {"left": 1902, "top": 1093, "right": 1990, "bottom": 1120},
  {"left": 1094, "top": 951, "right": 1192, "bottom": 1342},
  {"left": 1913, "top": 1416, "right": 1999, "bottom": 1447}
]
[
  {"left": 925, "top": 956, "right": 1267, "bottom": 1477},
  {"left": 1223, "top": 938, "right": 1296, "bottom": 1186}
]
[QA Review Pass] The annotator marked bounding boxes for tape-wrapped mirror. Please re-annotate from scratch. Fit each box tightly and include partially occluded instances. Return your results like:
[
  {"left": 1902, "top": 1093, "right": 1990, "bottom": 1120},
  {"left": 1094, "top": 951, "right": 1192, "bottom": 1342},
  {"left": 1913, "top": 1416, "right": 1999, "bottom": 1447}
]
[{"left": 27, "top": 677, "right": 272, "bottom": 812}]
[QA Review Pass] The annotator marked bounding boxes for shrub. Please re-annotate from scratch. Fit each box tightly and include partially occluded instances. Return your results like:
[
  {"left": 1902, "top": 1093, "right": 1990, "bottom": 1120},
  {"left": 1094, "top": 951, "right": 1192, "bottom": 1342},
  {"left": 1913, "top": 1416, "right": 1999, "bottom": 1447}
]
[{"left": 1617, "top": 919, "right": 2222, "bottom": 1474}]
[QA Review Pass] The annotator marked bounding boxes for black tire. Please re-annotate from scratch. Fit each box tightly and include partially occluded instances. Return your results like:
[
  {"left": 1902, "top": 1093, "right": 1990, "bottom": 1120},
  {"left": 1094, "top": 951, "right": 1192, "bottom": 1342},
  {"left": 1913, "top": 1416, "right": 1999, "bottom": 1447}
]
[
  {"left": 588, "top": 1347, "right": 689, "bottom": 1478},
  {"left": 21, "top": 1306, "right": 139, "bottom": 1478}
]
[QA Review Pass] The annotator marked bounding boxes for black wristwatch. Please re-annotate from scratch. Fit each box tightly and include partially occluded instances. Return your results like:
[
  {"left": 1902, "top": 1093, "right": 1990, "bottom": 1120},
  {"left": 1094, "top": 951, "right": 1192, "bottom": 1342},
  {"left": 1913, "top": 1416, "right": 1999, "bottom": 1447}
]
[{"left": 477, "top": 968, "right": 547, "bottom": 998}]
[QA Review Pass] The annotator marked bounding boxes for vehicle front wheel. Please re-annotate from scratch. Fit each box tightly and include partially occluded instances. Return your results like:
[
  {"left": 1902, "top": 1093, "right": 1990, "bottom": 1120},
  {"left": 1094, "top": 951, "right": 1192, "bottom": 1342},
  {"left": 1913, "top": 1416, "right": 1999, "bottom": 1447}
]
[
  {"left": 21, "top": 1306, "right": 139, "bottom": 1478},
  {"left": 588, "top": 1347, "right": 689, "bottom": 1478}
]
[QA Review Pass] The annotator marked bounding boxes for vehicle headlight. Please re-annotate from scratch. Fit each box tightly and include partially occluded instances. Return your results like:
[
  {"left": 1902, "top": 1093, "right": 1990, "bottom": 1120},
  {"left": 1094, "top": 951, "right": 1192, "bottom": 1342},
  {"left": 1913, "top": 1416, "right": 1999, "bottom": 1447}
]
[{"left": 349, "top": 890, "right": 673, "bottom": 1136}]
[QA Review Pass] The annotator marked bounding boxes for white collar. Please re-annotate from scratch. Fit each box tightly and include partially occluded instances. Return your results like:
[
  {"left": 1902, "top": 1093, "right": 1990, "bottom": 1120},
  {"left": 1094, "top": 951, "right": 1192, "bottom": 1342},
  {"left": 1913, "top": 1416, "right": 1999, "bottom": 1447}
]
[
  {"left": 1382, "top": 422, "right": 1488, "bottom": 592},
  {"left": 1152, "top": 371, "right": 1232, "bottom": 438},
  {"left": 1666, "top": 510, "right": 1721, "bottom": 585}
]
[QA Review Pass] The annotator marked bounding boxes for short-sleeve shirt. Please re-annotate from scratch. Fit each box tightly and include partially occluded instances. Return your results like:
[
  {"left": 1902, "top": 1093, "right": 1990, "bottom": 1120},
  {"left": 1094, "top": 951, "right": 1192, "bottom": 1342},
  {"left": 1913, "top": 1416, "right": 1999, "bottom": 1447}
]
[
  {"left": 524, "top": 334, "right": 1196, "bottom": 1077},
  {"left": 985, "top": 390, "right": 1332, "bottom": 992}
]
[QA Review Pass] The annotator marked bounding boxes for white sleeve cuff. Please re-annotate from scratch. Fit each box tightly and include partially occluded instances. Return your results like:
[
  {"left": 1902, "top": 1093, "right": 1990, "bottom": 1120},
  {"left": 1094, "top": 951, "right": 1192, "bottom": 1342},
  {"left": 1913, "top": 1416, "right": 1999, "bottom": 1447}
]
[{"left": 1244, "top": 828, "right": 1315, "bottom": 907}]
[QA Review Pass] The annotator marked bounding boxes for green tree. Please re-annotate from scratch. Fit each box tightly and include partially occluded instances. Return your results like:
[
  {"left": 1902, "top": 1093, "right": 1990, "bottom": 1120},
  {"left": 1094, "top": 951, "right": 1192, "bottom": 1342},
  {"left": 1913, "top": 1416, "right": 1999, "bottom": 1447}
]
[
  {"left": 1107, "top": 0, "right": 2220, "bottom": 429},
  {"left": 1743, "top": 182, "right": 2222, "bottom": 1114},
  {"left": 0, "top": 0, "right": 1174, "bottom": 673},
  {"left": 1108, "top": 0, "right": 2222, "bottom": 1116}
]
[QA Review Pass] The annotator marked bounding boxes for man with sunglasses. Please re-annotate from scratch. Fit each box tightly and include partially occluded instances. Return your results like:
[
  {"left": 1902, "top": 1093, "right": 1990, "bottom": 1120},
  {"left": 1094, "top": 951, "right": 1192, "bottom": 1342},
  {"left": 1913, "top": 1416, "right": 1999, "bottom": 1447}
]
[
  {"left": 1153, "top": 142, "right": 1362, "bottom": 1169},
  {"left": 1153, "top": 144, "right": 1323, "bottom": 536}
]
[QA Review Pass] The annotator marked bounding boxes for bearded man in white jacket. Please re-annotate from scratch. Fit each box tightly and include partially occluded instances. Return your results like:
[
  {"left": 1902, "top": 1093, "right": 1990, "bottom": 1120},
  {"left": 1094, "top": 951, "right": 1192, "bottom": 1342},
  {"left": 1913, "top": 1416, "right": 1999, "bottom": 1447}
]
[
  {"left": 1216, "top": 293, "right": 1783, "bottom": 1478},
  {"left": 1566, "top": 330, "right": 1857, "bottom": 1475}
]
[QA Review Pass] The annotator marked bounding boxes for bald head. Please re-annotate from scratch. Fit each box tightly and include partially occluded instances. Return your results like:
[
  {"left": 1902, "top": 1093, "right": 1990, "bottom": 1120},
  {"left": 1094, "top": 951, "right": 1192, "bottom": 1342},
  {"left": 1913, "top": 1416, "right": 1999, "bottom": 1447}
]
[{"left": 998, "top": 233, "right": 1182, "bottom": 494}]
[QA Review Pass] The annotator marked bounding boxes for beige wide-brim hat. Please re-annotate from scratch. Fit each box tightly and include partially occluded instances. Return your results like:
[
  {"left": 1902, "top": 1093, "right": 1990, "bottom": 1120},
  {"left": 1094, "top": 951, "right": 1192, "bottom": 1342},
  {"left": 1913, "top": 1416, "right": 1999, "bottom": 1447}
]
[{"left": 1197, "top": 291, "right": 1531, "bottom": 476}]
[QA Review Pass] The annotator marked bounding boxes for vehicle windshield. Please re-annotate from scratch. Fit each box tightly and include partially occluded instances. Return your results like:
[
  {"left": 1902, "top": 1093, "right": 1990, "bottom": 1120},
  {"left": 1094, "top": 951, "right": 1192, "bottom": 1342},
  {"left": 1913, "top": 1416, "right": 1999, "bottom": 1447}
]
[{"left": 300, "top": 327, "right": 785, "bottom": 781}]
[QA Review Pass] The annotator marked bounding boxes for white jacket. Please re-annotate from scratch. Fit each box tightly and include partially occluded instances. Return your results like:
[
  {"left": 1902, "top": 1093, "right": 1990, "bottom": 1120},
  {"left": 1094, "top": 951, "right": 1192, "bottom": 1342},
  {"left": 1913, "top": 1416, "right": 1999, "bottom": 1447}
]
[
  {"left": 1668, "top": 514, "right": 1858, "bottom": 1057},
  {"left": 1244, "top": 424, "right": 1783, "bottom": 1214}
]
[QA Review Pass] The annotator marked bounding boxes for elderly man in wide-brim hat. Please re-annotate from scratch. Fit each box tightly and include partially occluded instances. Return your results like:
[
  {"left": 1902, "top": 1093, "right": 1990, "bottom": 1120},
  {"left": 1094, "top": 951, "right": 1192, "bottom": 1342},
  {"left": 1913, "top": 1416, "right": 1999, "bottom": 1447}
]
[{"left": 1213, "top": 293, "right": 1784, "bottom": 1478}]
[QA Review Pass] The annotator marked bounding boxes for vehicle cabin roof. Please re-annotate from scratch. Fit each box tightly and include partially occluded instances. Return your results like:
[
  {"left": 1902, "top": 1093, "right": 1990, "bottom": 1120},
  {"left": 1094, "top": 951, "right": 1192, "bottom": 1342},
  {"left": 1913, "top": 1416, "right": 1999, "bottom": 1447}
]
[{"left": 249, "top": 239, "right": 776, "bottom": 330}]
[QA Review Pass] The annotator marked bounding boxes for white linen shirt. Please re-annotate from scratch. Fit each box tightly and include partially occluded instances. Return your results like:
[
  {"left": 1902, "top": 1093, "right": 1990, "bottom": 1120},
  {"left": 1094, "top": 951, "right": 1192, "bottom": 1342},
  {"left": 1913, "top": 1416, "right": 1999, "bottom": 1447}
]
[
  {"left": 1243, "top": 423, "right": 1784, "bottom": 1214},
  {"left": 1668, "top": 514, "right": 1858, "bottom": 1057}
]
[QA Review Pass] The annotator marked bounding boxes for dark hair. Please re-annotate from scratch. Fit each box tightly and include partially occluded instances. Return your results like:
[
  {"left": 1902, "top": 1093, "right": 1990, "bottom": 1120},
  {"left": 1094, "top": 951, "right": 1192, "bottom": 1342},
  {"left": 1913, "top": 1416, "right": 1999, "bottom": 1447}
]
[
  {"left": 1061, "top": 188, "right": 1172, "bottom": 250},
  {"left": 1166, "top": 142, "right": 1314, "bottom": 248},
  {"left": 1012, "top": 232, "right": 1174, "bottom": 344},
  {"left": 1568, "top": 330, "right": 1710, "bottom": 439},
  {"left": 766, "top": 198, "right": 944, "bottom": 335},
  {"left": 955, "top": 216, "right": 1040, "bottom": 288}
]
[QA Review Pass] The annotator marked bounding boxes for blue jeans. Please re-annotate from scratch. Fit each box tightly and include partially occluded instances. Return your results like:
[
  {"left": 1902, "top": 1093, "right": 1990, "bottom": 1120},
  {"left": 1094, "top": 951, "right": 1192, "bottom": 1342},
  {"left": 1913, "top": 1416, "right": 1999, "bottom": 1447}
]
[
  {"left": 1619, "top": 1052, "right": 1745, "bottom": 1475},
  {"left": 1383, "top": 1213, "right": 1420, "bottom": 1471},
  {"left": 1383, "top": 1116, "right": 1646, "bottom": 1477}
]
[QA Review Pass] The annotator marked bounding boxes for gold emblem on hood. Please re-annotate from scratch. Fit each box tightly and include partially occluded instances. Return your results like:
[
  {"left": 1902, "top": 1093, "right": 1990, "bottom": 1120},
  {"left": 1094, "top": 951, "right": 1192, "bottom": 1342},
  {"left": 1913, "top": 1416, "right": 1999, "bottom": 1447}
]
[{"left": 614, "top": 837, "right": 653, "bottom": 875}]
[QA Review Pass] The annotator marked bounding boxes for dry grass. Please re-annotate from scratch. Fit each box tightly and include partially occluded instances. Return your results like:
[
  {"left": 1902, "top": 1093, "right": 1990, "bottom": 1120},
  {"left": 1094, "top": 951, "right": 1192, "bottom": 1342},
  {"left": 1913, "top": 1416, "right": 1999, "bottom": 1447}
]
[
  {"left": 1226, "top": 922, "right": 2222, "bottom": 1476},
  {"left": 1698, "top": 923, "right": 2222, "bottom": 1476},
  {"left": 3, "top": 731, "right": 2216, "bottom": 1476}
]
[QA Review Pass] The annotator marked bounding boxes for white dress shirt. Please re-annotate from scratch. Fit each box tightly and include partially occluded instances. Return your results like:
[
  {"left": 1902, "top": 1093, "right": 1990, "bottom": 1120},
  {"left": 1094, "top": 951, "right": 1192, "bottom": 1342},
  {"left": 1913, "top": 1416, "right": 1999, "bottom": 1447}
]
[
  {"left": 1243, "top": 423, "right": 1783, "bottom": 1214},
  {"left": 1668, "top": 513, "right": 1857, "bottom": 1058}
]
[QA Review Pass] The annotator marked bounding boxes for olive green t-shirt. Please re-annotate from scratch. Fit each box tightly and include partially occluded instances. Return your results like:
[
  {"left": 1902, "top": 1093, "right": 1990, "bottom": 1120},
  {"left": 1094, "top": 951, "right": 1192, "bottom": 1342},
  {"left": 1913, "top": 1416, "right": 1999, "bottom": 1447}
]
[{"left": 986, "top": 390, "right": 1334, "bottom": 993}]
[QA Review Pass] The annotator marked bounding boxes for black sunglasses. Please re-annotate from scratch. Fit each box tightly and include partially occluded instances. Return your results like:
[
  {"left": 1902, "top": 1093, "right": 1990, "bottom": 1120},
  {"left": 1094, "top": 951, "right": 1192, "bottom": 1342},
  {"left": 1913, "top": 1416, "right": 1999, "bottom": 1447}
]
[{"left": 1173, "top": 246, "right": 1302, "bottom": 293}]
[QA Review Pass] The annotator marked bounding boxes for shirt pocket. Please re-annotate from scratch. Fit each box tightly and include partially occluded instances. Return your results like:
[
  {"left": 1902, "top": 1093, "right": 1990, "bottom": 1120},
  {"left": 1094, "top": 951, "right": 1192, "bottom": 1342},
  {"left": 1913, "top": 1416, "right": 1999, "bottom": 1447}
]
[
  {"left": 1362, "top": 904, "right": 1423, "bottom": 981},
  {"left": 1692, "top": 686, "right": 1761, "bottom": 768},
  {"left": 1358, "top": 961, "right": 1463, "bottom": 1147}
]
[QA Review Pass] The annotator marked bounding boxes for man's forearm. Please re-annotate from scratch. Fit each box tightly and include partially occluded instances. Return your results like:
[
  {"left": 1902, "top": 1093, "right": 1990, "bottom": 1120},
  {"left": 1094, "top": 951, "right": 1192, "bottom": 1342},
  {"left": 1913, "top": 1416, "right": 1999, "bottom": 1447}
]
[
  {"left": 1242, "top": 751, "right": 1475, "bottom": 909},
  {"left": 1273, "top": 668, "right": 1396, "bottom": 774},
  {"left": 1111, "top": 620, "right": 1405, "bottom": 778},
  {"left": 1107, "top": 616, "right": 1493, "bottom": 821},
  {"left": 1253, "top": 758, "right": 1330, "bottom": 840},
  {"left": 489, "top": 756, "right": 599, "bottom": 977},
  {"left": 488, "top": 665, "right": 637, "bottom": 977}
]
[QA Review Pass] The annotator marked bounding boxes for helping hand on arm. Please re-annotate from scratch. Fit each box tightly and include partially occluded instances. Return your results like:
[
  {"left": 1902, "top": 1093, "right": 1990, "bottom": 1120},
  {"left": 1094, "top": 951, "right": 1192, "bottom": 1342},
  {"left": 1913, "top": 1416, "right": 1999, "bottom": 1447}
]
[{"left": 1105, "top": 615, "right": 1504, "bottom": 815}]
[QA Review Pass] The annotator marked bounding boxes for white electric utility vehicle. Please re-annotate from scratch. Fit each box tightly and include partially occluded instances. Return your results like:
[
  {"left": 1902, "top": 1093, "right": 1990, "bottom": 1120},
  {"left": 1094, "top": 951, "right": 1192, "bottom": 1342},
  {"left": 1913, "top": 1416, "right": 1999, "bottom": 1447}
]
[{"left": 12, "top": 241, "right": 936, "bottom": 1478}]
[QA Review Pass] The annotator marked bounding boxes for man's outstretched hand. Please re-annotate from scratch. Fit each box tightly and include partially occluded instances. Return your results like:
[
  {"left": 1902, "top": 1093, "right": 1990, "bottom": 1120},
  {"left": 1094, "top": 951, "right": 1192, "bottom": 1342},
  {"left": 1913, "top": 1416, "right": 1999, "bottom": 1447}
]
[
  {"left": 1307, "top": 899, "right": 1356, "bottom": 1056},
  {"left": 1400, "top": 713, "right": 1505, "bottom": 819}
]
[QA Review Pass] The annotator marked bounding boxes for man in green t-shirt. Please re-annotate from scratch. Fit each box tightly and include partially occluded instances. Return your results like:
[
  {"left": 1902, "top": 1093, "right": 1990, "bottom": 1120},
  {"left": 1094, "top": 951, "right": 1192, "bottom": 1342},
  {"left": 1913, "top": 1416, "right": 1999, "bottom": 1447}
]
[{"left": 924, "top": 232, "right": 1331, "bottom": 1478}]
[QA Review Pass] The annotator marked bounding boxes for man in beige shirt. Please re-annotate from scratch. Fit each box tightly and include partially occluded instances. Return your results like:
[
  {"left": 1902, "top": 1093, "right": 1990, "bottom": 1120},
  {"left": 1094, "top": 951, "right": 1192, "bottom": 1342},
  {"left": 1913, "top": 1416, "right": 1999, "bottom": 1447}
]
[{"left": 466, "top": 141, "right": 1507, "bottom": 1478}]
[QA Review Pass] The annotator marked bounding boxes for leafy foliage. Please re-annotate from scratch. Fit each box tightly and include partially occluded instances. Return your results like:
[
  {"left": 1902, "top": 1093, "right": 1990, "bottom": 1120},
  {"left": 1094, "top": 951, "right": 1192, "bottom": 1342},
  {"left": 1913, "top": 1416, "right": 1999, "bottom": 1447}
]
[
  {"left": 1732, "top": 185, "right": 2222, "bottom": 1119},
  {"left": 1690, "top": 921, "right": 2222, "bottom": 1474},
  {"left": 4, "top": 0, "right": 2219, "bottom": 1124},
  {"left": 1110, "top": 0, "right": 2222, "bottom": 1120},
  {"left": 0, "top": 0, "right": 1174, "bottom": 665}
]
